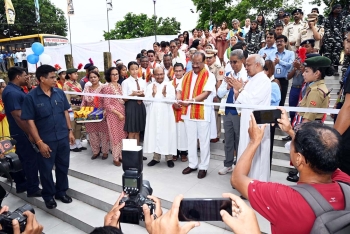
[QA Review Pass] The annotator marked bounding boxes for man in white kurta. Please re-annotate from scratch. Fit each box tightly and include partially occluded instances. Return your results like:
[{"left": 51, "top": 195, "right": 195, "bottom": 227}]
[
  {"left": 144, "top": 67, "right": 177, "bottom": 168},
  {"left": 177, "top": 52, "right": 216, "bottom": 179},
  {"left": 171, "top": 63, "right": 188, "bottom": 162},
  {"left": 231, "top": 54, "right": 271, "bottom": 181}
]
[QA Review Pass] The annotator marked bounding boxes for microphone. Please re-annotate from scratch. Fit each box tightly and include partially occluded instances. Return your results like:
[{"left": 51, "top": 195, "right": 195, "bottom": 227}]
[{"left": 0, "top": 139, "right": 16, "bottom": 154}]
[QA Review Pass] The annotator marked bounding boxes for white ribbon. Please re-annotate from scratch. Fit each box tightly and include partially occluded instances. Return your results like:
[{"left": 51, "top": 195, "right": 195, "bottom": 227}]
[{"left": 64, "top": 91, "right": 340, "bottom": 114}]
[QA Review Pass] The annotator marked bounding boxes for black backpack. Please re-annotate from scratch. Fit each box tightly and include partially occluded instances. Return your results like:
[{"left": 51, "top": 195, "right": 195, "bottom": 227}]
[{"left": 292, "top": 182, "right": 350, "bottom": 234}]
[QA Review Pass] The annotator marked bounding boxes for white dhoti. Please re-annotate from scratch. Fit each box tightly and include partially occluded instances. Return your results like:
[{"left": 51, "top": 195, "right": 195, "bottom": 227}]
[
  {"left": 237, "top": 109, "right": 271, "bottom": 181},
  {"left": 176, "top": 121, "right": 188, "bottom": 151},
  {"left": 184, "top": 120, "right": 211, "bottom": 170}
]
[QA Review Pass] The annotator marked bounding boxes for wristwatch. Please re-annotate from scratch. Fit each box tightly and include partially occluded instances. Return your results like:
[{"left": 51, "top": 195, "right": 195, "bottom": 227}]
[{"left": 68, "top": 128, "right": 73, "bottom": 131}]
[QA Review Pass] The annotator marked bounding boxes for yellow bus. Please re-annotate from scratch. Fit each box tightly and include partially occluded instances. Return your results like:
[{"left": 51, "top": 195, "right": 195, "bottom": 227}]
[{"left": 0, "top": 34, "right": 69, "bottom": 52}]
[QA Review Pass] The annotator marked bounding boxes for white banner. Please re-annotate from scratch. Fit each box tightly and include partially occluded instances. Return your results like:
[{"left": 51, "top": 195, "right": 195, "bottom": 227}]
[{"left": 27, "top": 35, "right": 176, "bottom": 73}]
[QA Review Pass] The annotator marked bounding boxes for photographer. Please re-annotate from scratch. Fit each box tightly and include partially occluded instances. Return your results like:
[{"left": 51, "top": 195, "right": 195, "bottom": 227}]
[
  {"left": 231, "top": 109, "right": 350, "bottom": 233},
  {"left": 94, "top": 192, "right": 261, "bottom": 234},
  {"left": 0, "top": 206, "right": 43, "bottom": 234}
]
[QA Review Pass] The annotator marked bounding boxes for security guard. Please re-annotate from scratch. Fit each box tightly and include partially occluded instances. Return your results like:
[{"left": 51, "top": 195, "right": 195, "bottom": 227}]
[
  {"left": 285, "top": 8, "right": 305, "bottom": 51},
  {"left": 296, "top": 13, "right": 324, "bottom": 52},
  {"left": 297, "top": 56, "right": 331, "bottom": 122},
  {"left": 21, "top": 65, "right": 75, "bottom": 209},
  {"left": 63, "top": 68, "right": 86, "bottom": 152},
  {"left": 205, "top": 49, "right": 224, "bottom": 143}
]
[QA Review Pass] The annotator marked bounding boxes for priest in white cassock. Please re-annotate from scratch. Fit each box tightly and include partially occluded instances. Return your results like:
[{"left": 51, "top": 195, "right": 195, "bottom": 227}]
[
  {"left": 171, "top": 63, "right": 188, "bottom": 162},
  {"left": 177, "top": 52, "right": 216, "bottom": 179},
  {"left": 144, "top": 67, "right": 177, "bottom": 168},
  {"left": 231, "top": 54, "right": 271, "bottom": 181}
]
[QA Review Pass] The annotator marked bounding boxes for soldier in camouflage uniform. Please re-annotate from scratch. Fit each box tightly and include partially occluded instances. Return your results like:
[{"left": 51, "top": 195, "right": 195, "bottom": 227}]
[
  {"left": 245, "top": 20, "right": 265, "bottom": 55},
  {"left": 342, "top": 8, "right": 350, "bottom": 80},
  {"left": 322, "top": 4, "right": 344, "bottom": 76}
]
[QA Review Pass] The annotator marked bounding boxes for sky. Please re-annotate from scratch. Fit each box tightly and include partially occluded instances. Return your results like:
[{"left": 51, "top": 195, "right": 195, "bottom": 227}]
[{"left": 50, "top": 0, "right": 326, "bottom": 44}]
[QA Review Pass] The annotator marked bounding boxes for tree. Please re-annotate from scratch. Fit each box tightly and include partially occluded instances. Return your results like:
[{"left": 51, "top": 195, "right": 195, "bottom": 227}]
[
  {"left": 0, "top": 0, "right": 67, "bottom": 38},
  {"left": 309, "top": 0, "right": 348, "bottom": 15},
  {"left": 104, "top": 13, "right": 181, "bottom": 40},
  {"left": 191, "top": 0, "right": 301, "bottom": 30}
]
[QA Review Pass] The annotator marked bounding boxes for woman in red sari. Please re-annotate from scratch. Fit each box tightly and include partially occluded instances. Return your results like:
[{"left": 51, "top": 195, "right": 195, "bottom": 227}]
[
  {"left": 102, "top": 67, "right": 127, "bottom": 166},
  {"left": 81, "top": 71, "right": 109, "bottom": 160}
]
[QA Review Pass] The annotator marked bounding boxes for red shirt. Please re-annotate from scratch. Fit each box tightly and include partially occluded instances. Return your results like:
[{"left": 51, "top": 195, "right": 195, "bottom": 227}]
[{"left": 248, "top": 170, "right": 350, "bottom": 234}]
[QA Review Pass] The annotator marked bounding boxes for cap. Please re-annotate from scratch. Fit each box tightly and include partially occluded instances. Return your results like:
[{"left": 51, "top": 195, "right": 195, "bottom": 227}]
[
  {"left": 283, "top": 13, "right": 290, "bottom": 17},
  {"left": 66, "top": 68, "right": 78, "bottom": 74},
  {"left": 307, "top": 13, "right": 318, "bottom": 21},
  {"left": 84, "top": 63, "right": 92, "bottom": 69},
  {"left": 205, "top": 49, "right": 218, "bottom": 57},
  {"left": 57, "top": 69, "right": 66, "bottom": 75},
  {"left": 292, "top": 8, "right": 303, "bottom": 15},
  {"left": 0, "top": 79, "right": 5, "bottom": 83},
  {"left": 303, "top": 56, "right": 331, "bottom": 67},
  {"left": 300, "top": 39, "right": 315, "bottom": 46},
  {"left": 189, "top": 47, "right": 197, "bottom": 52}
]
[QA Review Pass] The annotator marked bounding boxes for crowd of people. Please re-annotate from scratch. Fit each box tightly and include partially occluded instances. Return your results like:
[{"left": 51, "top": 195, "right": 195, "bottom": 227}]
[{"left": 0, "top": 4, "right": 350, "bottom": 234}]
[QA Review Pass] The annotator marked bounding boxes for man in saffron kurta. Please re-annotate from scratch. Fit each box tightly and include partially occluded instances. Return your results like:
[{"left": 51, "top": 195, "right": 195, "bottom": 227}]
[
  {"left": 144, "top": 67, "right": 177, "bottom": 168},
  {"left": 177, "top": 52, "right": 216, "bottom": 179}
]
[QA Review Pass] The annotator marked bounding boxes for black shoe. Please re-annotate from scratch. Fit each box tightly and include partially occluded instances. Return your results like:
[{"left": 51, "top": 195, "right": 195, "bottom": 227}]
[
  {"left": 282, "top": 136, "right": 292, "bottom": 141},
  {"left": 45, "top": 199, "right": 57, "bottom": 209},
  {"left": 147, "top": 160, "right": 159, "bottom": 167},
  {"left": 71, "top": 148, "right": 82, "bottom": 152},
  {"left": 16, "top": 188, "right": 26, "bottom": 194},
  {"left": 167, "top": 160, "right": 174, "bottom": 168},
  {"left": 79, "top": 147, "right": 87, "bottom": 150},
  {"left": 143, "top": 156, "right": 147, "bottom": 160},
  {"left": 286, "top": 174, "right": 299, "bottom": 182},
  {"left": 27, "top": 189, "right": 42, "bottom": 198},
  {"left": 55, "top": 195, "right": 73, "bottom": 203}
]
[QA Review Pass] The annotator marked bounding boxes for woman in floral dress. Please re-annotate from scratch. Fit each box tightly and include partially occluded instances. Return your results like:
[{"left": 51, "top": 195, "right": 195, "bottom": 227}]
[{"left": 102, "top": 67, "right": 127, "bottom": 166}]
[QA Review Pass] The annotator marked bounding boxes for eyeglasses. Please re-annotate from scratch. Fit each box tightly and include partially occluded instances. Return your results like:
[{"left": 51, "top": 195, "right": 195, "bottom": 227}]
[
  {"left": 276, "top": 40, "right": 285, "bottom": 44},
  {"left": 205, "top": 57, "right": 213, "bottom": 59},
  {"left": 229, "top": 60, "right": 238, "bottom": 64},
  {"left": 111, "top": 74, "right": 119, "bottom": 77}
]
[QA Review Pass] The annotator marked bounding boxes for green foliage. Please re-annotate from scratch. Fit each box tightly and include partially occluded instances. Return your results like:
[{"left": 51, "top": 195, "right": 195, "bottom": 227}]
[
  {"left": 0, "top": 0, "right": 67, "bottom": 38},
  {"left": 192, "top": 0, "right": 302, "bottom": 30},
  {"left": 309, "top": 0, "right": 348, "bottom": 15},
  {"left": 104, "top": 13, "right": 181, "bottom": 40}
]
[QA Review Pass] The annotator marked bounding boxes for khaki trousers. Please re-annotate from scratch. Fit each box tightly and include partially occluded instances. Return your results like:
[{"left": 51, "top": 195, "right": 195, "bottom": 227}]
[{"left": 153, "top": 153, "right": 173, "bottom": 162}]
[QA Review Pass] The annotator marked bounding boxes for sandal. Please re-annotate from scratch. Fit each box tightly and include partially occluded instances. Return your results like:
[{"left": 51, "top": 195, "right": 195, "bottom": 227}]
[
  {"left": 102, "top": 154, "right": 108, "bottom": 160},
  {"left": 172, "top": 156, "right": 178, "bottom": 161},
  {"left": 91, "top": 154, "right": 99, "bottom": 160}
]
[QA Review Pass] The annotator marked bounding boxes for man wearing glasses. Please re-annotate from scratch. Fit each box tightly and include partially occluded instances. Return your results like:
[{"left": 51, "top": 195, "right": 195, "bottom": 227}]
[{"left": 217, "top": 49, "right": 247, "bottom": 175}]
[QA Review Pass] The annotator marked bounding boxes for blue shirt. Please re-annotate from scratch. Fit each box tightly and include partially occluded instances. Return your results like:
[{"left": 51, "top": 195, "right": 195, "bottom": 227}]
[
  {"left": 218, "top": 72, "right": 238, "bottom": 115},
  {"left": 186, "top": 61, "right": 193, "bottom": 72},
  {"left": 274, "top": 50, "right": 295, "bottom": 79},
  {"left": 2, "top": 83, "right": 27, "bottom": 136},
  {"left": 21, "top": 86, "right": 71, "bottom": 142},
  {"left": 258, "top": 45, "right": 277, "bottom": 61},
  {"left": 226, "top": 28, "right": 246, "bottom": 42},
  {"left": 271, "top": 82, "right": 281, "bottom": 106}
]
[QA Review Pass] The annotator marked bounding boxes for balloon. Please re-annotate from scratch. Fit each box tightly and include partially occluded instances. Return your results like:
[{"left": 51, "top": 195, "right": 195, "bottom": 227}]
[
  {"left": 39, "top": 54, "right": 52, "bottom": 65},
  {"left": 31, "top": 42, "right": 44, "bottom": 56},
  {"left": 27, "top": 54, "right": 39, "bottom": 64}
]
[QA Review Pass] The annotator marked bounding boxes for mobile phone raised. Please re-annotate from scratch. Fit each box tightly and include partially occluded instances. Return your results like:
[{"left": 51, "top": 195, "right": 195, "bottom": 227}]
[
  {"left": 178, "top": 198, "right": 232, "bottom": 222},
  {"left": 253, "top": 109, "right": 282, "bottom": 124}
]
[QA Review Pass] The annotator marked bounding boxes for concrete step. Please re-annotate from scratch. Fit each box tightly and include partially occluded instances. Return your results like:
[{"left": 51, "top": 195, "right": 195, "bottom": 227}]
[{"left": 0, "top": 191, "right": 85, "bottom": 234}]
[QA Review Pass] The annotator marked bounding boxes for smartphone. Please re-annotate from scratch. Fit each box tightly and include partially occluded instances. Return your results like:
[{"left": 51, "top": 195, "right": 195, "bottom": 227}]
[
  {"left": 253, "top": 109, "right": 282, "bottom": 124},
  {"left": 178, "top": 198, "right": 232, "bottom": 222}
]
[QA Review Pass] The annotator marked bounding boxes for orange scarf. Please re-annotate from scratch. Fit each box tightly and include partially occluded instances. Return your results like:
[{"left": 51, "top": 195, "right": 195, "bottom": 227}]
[
  {"left": 151, "top": 61, "right": 157, "bottom": 68},
  {"left": 181, "top": 69, "right": 209, "bottom": 120},
  {"left": 168, "top": 67, "right": 174, "bottom": 80},
  {"left": 138, "top": 67, "right": 152, "bottom": 83},
  {"left": 172, "top": 79, "right": 182, "bottom": 122}
]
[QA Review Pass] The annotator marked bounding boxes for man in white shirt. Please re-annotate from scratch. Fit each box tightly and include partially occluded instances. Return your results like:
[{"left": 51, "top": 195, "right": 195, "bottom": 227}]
[
  {"left": 144, "top": 67, "right": 177, "bottom": 168},
  {"left": 232, "top": 54, "right": 271, "bottom": 182},
  {"left": 171, "top": 63, "right": 188, "bottom": 162},
  {"left": 177, "top": 52, "right": 216, "bottom": 179},
  {"left": 169, "top": 40, "right": 186, "bottom": 68},
  {"left": 15, "top": 50, "right": 23, "bottom": 67},
  {"left": 243, "top": 18, "right": 250, "bottom": 34},
  {"left": 217, "top": 49, "right": 248, "bottom": 175}
]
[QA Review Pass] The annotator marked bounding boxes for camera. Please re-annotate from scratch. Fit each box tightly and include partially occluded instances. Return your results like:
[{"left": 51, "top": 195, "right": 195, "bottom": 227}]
[
  {"left": 119, "top": 149, "right": 155, "bottom": 224},
  {"left": 0, "top": 139, "right": 22, "bottom": 176},
  {"left": 0, "top": 204, "right": 35, "bottom": 234}
]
